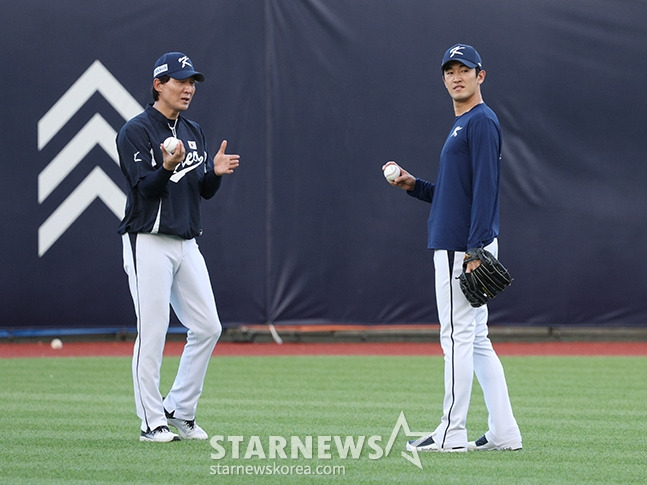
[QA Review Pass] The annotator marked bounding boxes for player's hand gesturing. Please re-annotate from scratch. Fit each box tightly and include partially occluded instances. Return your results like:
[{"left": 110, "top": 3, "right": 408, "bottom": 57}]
[{"left": 213, "top": 140, "right": 240, "bottom": 176}]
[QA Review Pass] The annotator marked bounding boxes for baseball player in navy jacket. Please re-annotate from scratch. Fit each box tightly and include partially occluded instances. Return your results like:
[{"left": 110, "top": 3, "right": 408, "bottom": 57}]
[
  {"left": 384, "top": 44, "right": 522, "bottom": 452},
  {"left": 117, "top": 52, "right": 240, "bottom": 442}
]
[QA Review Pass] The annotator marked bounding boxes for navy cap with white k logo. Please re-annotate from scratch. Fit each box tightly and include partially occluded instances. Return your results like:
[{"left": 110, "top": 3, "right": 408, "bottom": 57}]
[
  {"left": 441, "top": 44, "right": 483, "bottom": 70},
  {"left": 153, "top": 52, "right": 205, "bottom": 82}
]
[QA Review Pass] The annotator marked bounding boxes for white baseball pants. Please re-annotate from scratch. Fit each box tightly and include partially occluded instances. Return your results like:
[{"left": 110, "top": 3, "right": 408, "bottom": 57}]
[
  {"left": 431, "top": 239, "right": 521, "bottom": 450},
  {"left": 122, "top": 233, "right": 222, "bottom": 432}
]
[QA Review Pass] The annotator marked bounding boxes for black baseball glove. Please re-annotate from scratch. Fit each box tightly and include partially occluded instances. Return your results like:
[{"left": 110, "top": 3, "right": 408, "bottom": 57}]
[{"left": 458, "top": 248, "right": 512, "bottom": 308}]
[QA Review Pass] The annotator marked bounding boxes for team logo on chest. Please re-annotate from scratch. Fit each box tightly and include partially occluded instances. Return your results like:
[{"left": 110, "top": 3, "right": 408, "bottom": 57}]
[
  {"left": 451, "top": 126, "right": 463, "bottom": 137},
  {"left": 170, "top": 144, "right": 205, "bottom": 183}
]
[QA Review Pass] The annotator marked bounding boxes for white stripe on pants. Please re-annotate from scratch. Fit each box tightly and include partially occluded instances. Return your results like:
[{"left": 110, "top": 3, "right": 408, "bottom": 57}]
[
  {"left": 431, "top": 239, "right": 521, "bottom": 449},
  {"left": 122, "top": 233, "right": 222, "bottom": 432}
]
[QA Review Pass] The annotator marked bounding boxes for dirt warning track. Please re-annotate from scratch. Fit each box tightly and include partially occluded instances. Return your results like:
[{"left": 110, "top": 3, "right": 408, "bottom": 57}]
[{"left": 1, "top": 340, "right": 646, "bottom": 358}]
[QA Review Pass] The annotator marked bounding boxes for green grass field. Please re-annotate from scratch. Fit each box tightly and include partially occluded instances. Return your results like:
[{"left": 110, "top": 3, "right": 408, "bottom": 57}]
[{"left": 1, "top": 354, "right": 646, "bottom": 484}]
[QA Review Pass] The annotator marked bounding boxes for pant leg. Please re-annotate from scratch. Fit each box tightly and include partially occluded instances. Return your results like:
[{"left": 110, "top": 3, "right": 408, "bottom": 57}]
[
  {"left": 164, "top": 238, "right": 222, "bottom": 420},
  {"left": 473, "top": 240, "right": 522, "bottom": 447},
  {"left": 431, "top": 249, "right": 476, "bottom": 449},
  {"left": 123, "top": 233, "right": 176, "bottom": 432}
]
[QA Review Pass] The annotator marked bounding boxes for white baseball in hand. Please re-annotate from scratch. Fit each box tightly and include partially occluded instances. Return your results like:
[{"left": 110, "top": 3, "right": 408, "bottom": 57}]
[
  {"left": 163, "top": 137, "right": 179, "bottom": 154},
  {"left": 383, "top": 164, "right": 401, "bottom": 181}
]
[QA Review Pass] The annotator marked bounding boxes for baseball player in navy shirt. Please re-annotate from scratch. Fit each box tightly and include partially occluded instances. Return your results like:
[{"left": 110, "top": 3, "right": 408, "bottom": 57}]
[
  {"left": 117, "top": 52, "right": 240, "bottom": 442},
  {"left": 384, "top": 44, "right": 522, "bottom": 452}
]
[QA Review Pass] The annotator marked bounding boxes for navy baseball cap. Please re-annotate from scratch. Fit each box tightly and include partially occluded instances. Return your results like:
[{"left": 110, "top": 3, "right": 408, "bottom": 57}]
[
  {"left": 441, "top": 44, "right": 483, "bottom": 70},
  {"left": 153, "top": 52, "right": 205, "bottom": 82}
]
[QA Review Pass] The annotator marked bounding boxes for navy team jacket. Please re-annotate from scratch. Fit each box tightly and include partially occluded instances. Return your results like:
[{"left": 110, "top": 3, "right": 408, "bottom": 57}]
[
  {"left": 116, "top": 105, "right": 221, "bottom": 239},
  {"left": 408, "top": 103, "right": 501, "bottom": 252}
]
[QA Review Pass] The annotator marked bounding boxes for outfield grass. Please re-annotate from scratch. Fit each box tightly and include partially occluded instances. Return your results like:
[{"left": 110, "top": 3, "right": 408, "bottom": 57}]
[{"left": 1, "top": 354, "right": 646, "bottom": 484}]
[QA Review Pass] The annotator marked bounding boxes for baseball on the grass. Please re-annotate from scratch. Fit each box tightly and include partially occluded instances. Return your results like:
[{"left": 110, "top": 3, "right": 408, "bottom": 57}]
[
  {"left": 163, "top": 137, "right": 179, "bottom": 154},
  {"left": 50, "top": 338, "right": 63, "bottom": 350},
  {"left": 383, "top": 164, "right": 401, "bottom": 181}
]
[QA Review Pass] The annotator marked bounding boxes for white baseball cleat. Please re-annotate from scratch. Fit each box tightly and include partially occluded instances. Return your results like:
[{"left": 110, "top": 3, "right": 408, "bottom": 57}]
[
  {"left": 165, "top": 410, "right": 208, "bottom": 440},
  {"left": 406, "top": 434, "right": 467, "bottom": 452},
  {"left": 139, "top": 425, "right": 180, "bottom": 442},
  {"left": 468, "top": 435, "right": 522, "bottom": 451}
]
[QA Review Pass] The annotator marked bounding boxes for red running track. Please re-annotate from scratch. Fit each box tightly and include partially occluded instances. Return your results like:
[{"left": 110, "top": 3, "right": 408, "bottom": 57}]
[{"left": 1, "top": 340, "right": 646, "bottom": 358}]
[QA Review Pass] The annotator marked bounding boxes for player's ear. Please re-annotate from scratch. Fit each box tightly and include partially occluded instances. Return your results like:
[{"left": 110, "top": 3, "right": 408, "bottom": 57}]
[
  {"left": 477, "top": 69, "right": 486, "bottom": 83},
  {"left": 152, "top": 78, "right": 161, "bottom": 100}
]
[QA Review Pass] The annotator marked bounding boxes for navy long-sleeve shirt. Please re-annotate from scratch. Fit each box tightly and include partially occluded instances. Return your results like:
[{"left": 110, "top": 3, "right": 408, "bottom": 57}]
[
  {"left": 116, "top": 105, "right": 221, "bottom": 239},
  {"left": 408, "top": 103, "right": 501, "bottom": 252}
]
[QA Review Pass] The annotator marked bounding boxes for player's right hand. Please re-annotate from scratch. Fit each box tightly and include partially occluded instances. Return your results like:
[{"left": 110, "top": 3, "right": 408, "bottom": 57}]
[
  {"left": 382, "top": 162, "right": 416, "bottom": 191},
  {"left": 161, "top": 140, "right": 185, "bottom": 171}
]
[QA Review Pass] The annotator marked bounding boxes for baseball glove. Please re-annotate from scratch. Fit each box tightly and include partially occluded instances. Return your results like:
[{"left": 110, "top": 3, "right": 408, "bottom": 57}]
[{"left": 458, "top": 248, "right": 512, "bottom": 308}]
